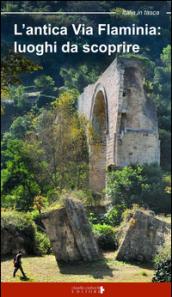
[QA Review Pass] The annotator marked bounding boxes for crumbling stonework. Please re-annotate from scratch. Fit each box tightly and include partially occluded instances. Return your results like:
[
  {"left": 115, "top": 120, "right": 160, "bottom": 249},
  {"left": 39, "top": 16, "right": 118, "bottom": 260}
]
[
  {"left": 41, "top": 198, "right": 100, "bottom": 263},
  {"left": 1, "top": 223, "right": 34, "bottom": 257},
  {"left": 116, "top": 210, "right": 171, "bottom": 263},
  {"left": 78, "top": 57, "right": 160, "bottom": 193}
]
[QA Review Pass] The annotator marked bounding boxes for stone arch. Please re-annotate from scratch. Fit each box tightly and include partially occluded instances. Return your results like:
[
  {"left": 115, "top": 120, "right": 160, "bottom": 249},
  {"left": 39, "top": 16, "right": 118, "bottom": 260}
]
[
  {"left": 90, "top": 84, "right": 109, "bottom": 135},
  {"left": 78, "top": 58, "right": 160, "bottom": 194},
  {"left": 89, "top": 84, "right": 109, "bottom": 193}
]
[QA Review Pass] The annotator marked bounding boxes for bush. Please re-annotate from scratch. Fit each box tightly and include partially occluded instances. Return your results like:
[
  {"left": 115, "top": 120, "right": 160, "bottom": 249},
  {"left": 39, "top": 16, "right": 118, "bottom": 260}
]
[
  {"left": 47, "top": 188, "right": 61, "bottom": 204},
  {"left": 70, "top": 190, "right": 95, "bottom": 206},
  {"left": 47, "top": 189, "right": 95, "bottom": 210},
  {"left": 104, "top": 205, "right": 125, "bottom": 227},
  {"left": 106, "top": 165, "right": 143, "bottom": 208},
  {"left": 152, "top": 235, "right": 171, "bottom": 282},
  {"left": 92, "top": 224, "right": 118, "bottom": 251},
  {"left": 1, "top": 211, "right": 51, "bottom": 256},
  {"left": 88, "top": 211, "right": 106, "bottom": 225},
  {"left": 88, "top": 205, "right": 125, "bottom": 227},
  {"left": 152, "top": 260, "right": 171, "bottom": 282},
  {"left": 106, "top": 164, "right": 171, "bottom": 213},
  {"left": 29, "top": 209, "right": 42, "bottom": 222},
  {"left": 1, "top": 211, "right": 37, "bottom": 255},
  {"left": 88, "top": 204, "right": 126, "bottom": 228},
  {"left": 88, "top": 212, "right": 100, "bottom": 225},
  {"left": 35, "top": 231, "right": 51, "bottom": 255},
  {"left": 28, "top": 210, "right": 46, "bottom": 234},
  {"left": 121, "top": 204, "right": 142, "bottom": 223},
  {"left": 141, "top": 165, "right": 171, "bottom": 213}
]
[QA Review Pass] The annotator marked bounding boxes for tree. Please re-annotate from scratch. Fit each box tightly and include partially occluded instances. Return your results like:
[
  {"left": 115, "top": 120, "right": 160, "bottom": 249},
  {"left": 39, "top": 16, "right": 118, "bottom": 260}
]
[
  {"left": 34, "top": 75, "right": 57, "bottom": 93},
  {"left": 1, "top": 87, "right": 89, "bottom": 211},
  {"left": 106, "top": 164, "right": 171, "bottom": 213},
  {"left": 161, "top": 45, "right": 171, "bottom": 71},
  {"left": 60, "top": 64, "right": 100, "bottom": 92},
  {"left": 8, "top": 85, "right": 31, "bottom": 112},
  {"left": 1, "top": 47, "right": 42, "bottom": 92},
  {"left": 9, "top": 115, "right": 33, "bottom": 139},
  {"left": 152, "top": 45, "right": 171, "bottom": 169},
  {"left": 37, "top": 89, "right": 89, "bottom": 190},
  {"left": 1, "top": 137, "right": 49, "bottom": 211},
  {"left": 106, "top": 166, "right": 144, "bottom": 208}
]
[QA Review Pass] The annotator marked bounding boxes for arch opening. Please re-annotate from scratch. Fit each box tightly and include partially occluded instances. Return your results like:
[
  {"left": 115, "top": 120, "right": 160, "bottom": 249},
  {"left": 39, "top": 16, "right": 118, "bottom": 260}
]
[{"left": 89, "top": 90, "right": 108, "bottom": 193}]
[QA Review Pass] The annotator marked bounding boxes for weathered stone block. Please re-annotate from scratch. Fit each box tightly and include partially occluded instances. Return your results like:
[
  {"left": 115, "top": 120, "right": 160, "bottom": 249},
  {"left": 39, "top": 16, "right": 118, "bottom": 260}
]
[
  {"left": 1, "top": 228, "right": 26, "bottom": 256},
  {"left": 116, "top": 210, "right": 170, "bottom": 263},
  {"left": 41, "top": 198, "right": 100, "bottom": 263}
]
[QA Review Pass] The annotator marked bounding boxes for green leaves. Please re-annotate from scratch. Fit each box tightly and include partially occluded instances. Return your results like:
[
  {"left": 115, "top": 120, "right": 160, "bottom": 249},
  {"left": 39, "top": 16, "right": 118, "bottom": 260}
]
[
  {"left": 1, "top": 87, "right": 89, "bottom": 211},
  {"left": 153, "top": 235, "right": 171, "bottom": 282},
  {"left": 93, "top": 224, "right": 117, "bottom": 251},
  {"left": 161, "top": 45, "right": 171, "bottom": 71},
  {"left": 34, "top": 75, "right": 57, "bottom": 93},
  {"left": 106, "top": 164, "right": 171, "bottom": 213},
  {"left": 1, "top": 136, "right": 47, "bottom": 211},
  {"left": 106, "top": 165, "right": 144, "bottom": 207},
  {"left": 60, "top": 64, "right": 100, "bottom": 92},
  {"left": 1, "top": 48, "right": 42, "bottom": 91}
]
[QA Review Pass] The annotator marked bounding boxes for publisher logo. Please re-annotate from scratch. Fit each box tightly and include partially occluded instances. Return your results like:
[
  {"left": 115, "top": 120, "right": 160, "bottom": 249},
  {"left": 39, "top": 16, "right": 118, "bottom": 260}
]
[
  {"left": 99, "top": 286, "right": 105, "bottom": 294},
  {"left": 71, "top": 286, "right": 105, "bottom": 294}
]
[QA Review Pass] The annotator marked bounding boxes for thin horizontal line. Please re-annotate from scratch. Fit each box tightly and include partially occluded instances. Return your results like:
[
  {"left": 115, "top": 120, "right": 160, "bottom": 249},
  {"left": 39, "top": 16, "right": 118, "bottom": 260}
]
[
  {"left": 1, "top": 11, "right": 117, "bottom": 15},
  {"left": 2, "top": 11, "right": 171, "bottom": 16}
]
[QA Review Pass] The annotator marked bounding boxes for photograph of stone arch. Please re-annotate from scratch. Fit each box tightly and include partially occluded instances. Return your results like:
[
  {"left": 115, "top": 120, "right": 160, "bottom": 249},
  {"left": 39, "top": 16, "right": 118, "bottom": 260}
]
[{"left": 1, "top": 0, "right": 171, "bottom": 289}]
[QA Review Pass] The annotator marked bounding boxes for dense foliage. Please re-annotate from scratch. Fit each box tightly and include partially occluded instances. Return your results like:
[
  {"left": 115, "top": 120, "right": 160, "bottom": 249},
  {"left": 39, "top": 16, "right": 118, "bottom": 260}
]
[
  {"left": 89, "top": 205, "right": 125, "bottom": 227},
  {"left": 152, "top": 45, "right": 171, "bottom": 170},
  {"left": 1, "top": 211, "right": 51, "bottom": 256},
  {"left": 1, "top": 89, "right": 89, "bottom": 211},
  {"left": 106, "top": 164, "right": 171, "bottom": 213},
  {"left": 1, "top": 211, "right": 36, "bottom": 254},
  {"left": 35, "top": 231, "right": 51, "bottom": 255},
  {"left": 152, "top": 260, "right": 171, "bottom": 282},
  {"left": 152, "top": 236, "right": 171, "bottom": 282},
  {"left": 92, "top": 224, "right": 118, "bottom": 251}
]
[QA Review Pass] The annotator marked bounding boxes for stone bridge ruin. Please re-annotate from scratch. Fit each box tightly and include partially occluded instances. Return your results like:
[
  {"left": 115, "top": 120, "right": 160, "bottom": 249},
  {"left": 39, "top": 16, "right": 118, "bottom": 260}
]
[{"left": 78, "top": 57, "right": 160, "bottom": 193}]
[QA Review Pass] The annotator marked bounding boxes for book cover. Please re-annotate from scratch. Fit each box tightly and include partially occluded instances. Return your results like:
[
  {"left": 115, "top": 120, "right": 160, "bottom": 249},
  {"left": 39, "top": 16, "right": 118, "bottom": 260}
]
[{"left": 1, "top": 1, "right": 171, "bottom": 296}]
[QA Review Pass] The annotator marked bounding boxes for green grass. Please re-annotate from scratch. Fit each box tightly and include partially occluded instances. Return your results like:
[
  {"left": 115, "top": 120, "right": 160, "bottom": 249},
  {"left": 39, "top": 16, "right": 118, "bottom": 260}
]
[{"left": 1, "top": 252, "right": 154, "bottom": 282}]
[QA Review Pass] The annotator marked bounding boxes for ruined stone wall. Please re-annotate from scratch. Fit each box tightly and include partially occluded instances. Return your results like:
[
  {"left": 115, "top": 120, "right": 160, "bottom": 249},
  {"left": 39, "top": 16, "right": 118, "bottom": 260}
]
[
  {"left": 78, "top": 57, "right": 160, "bottom": 193},
  {"left": 116, "top": 59, "right": 160, "bottom": 166},
  {"left": 117, "top": 131, "right": 160, "bottom": 166},
  {"left": 116, "top": 210, "right": 171, "bottom": 263}
]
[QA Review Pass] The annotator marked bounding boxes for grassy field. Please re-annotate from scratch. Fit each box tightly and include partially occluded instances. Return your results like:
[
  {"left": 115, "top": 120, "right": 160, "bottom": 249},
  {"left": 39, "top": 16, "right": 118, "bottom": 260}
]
[{"left": 1, "top": 252, "right": 154, "bottom": 282}]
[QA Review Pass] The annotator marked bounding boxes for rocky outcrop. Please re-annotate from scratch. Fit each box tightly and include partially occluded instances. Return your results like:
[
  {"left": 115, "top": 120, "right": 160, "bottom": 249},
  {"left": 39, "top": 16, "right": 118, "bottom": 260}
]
[
  {"left": 116, "top": 210, "right": 171, "bottom": 263},
  {"left": 1, "top": 228, "right": 27, "bottom": 256},
  {"left": 41, "top": 198, "right": 100, "bottom": 263},
  {"left": 1, "top": 220, "right": 35, "bottom": 257}
]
